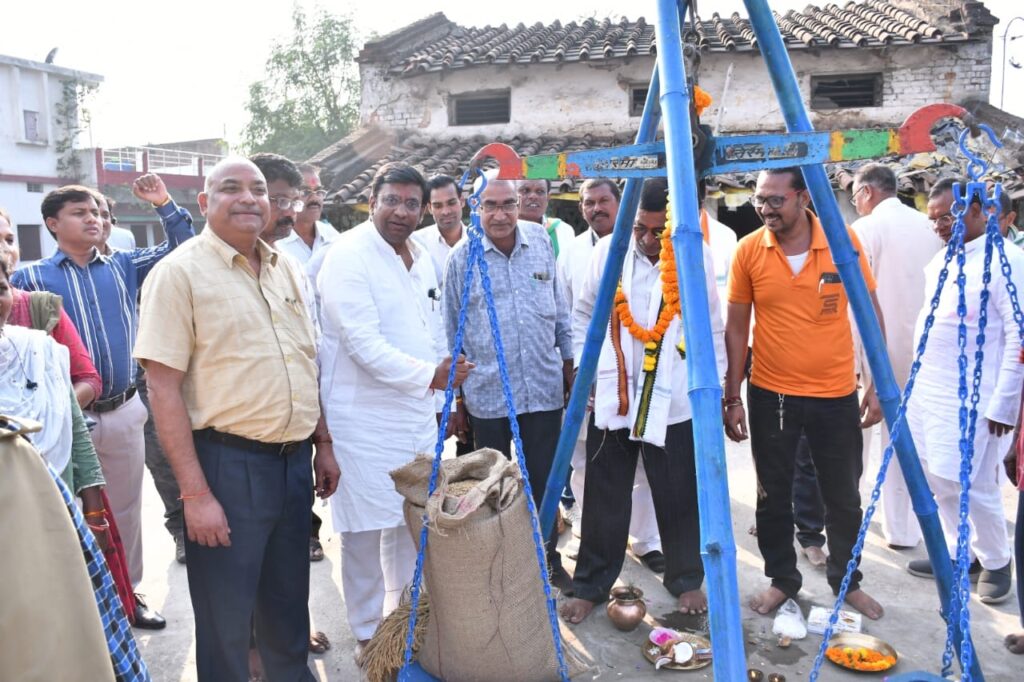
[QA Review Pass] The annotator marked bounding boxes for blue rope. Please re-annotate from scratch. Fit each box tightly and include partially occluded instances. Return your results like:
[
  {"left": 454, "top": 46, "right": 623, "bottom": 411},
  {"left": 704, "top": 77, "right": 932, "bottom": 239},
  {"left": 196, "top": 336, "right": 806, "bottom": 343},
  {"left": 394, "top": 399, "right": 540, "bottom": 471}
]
[
  {"left": 400, "top": 171, "right": 571, "bottom": 682},
  {"left": 809, "top": 124, "right": 1023, "bottom": 681}
]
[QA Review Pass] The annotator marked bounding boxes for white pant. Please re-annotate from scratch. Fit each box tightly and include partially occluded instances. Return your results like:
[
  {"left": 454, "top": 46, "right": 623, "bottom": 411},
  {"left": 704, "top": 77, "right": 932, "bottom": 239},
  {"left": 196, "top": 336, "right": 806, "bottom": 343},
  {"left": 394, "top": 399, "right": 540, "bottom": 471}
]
[
  {"left": 864, "top": 423, "right": 922, "bottom": 548},
  {"left": 340, "top": 525, "right": 417, "bottom": 641},
  {"left": 570, "top": 432, "right": 662, "bottom": 556},
  {"left": 87, "top": 393, "right": 148, "bottom": 586},
  {"left": 921, "top": 435, "right": 1012, "bottom": 571}
]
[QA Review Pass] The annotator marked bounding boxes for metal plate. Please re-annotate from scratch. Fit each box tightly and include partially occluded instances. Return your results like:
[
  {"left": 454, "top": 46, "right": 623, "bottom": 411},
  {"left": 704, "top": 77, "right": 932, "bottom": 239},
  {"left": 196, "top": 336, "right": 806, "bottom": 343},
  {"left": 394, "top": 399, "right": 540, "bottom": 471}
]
[
  {"left": 825, "top": 633, "right": 899, "bottom": 674},
  {"left": 642, "top": 632, "right": 712, "bottom": 671}
]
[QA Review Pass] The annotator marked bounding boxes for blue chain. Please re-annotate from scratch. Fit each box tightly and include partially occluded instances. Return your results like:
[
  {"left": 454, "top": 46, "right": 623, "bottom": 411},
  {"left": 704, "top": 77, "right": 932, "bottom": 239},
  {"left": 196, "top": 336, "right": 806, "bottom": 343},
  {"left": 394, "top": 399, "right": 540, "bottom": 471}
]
[
  {"left": 400, "top": 171, "right": 571, "bottom": 682},
  {"left": 400, "top": 169, "right": 478, "bottom": 677},
  {"left": 808, "top": 205, "right": 962, "bottom": 681},
  {"left": 810, "top": 126, "right": 1024, "bottom": 680}
]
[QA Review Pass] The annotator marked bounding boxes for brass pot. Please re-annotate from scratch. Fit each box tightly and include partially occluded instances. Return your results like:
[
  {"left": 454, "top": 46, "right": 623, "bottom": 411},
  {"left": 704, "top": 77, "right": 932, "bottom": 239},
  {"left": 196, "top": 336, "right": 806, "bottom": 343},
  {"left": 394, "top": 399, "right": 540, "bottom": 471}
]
[{"left": 606, "top": 586, "right": 647, "bottom": 631}]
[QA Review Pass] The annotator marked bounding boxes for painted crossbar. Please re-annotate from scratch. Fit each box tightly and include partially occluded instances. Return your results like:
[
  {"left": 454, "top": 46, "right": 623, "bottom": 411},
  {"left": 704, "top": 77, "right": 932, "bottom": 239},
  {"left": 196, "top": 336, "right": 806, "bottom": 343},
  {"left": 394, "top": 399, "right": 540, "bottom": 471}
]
[{"left": 474, "top": 103, "right": 968, "bottom": 180}]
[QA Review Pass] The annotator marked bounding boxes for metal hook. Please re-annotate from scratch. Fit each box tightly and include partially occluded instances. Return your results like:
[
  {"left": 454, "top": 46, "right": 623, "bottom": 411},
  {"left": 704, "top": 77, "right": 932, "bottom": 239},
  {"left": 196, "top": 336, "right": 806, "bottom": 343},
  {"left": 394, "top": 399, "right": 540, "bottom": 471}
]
[{"left": 958, "top": 124, "right": 1003, "bottom": 182}]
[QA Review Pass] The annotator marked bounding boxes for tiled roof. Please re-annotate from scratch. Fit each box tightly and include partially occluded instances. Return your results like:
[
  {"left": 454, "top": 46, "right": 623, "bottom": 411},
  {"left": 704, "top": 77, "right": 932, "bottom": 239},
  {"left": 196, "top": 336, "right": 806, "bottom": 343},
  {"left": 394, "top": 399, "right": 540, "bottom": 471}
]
[
  {"left": 360, "top": 0, "right": 984, "bottom": 77},
  {"left": 319, "top": 101, "right": 1024, "bottom": 209},
  {"left": 320, "top": 129, "right": 638, "bottom": 205}
]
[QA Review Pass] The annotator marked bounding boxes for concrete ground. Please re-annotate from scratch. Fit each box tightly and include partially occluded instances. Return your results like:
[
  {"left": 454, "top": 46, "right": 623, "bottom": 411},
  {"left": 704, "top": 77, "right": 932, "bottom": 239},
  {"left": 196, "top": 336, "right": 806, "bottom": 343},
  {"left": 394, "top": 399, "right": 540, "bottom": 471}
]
[{"left": 134, "top": 429, "right": 1022, "bottom": 681}]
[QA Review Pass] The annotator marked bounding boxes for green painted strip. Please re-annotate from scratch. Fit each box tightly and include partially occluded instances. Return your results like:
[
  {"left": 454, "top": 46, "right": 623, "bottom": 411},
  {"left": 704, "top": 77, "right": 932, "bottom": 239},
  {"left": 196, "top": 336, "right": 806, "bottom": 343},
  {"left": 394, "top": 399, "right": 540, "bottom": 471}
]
[
  {"left": 836, "top": 129, "right": 892, "bottom": 161},
  {"left": 524, "top": 154, "right": 561, "bottom": 179}
]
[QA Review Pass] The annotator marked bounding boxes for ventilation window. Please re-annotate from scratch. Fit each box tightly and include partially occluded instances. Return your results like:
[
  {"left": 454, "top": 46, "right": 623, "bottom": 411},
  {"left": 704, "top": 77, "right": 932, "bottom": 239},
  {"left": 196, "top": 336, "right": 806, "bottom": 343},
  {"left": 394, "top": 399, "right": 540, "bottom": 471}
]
[
  {"left": 449, "top": 90, "right": 511, "bottom": 126},
  {"left": 810, "top": 73, "right": 882, "bottom": 109},
  {"left": 629, "top": 84, "right": 649, "bottom": 117},
  {"left": 26, "top": 182, "right": 43, "bottom": 193}
]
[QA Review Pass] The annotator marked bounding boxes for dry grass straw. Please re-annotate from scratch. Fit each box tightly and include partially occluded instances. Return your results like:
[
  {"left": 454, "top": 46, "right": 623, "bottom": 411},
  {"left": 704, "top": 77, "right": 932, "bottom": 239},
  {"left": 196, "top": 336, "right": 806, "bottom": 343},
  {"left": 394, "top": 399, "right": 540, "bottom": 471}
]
[{"left": 361, "top": 588, "right": 431, "bottom": 682}]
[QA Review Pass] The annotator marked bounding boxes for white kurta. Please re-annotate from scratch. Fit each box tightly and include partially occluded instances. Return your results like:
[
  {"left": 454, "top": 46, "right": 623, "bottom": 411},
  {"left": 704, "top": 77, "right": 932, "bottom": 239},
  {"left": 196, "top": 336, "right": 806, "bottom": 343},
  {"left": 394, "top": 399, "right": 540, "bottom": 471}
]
[
  {"left": 851, "top": 197, "right": 943, "bottom": 546},
  {"left": 908, "top": 237, "right": 1024, "bottom": 483},
  {"left": 852, "top": 197, "right": 944, "bottom": 387},
  {"left": 707, "top": 215, "right": 738, "bottom": 325},
  {"left": 411, "top": 223, "right": 465, "bottom": 285},
  {"left": 318, "top": 221, "right": 447, "bottom": 533},
  {"left": 575, "top": 236, "right": 726, "bottom": 438}
]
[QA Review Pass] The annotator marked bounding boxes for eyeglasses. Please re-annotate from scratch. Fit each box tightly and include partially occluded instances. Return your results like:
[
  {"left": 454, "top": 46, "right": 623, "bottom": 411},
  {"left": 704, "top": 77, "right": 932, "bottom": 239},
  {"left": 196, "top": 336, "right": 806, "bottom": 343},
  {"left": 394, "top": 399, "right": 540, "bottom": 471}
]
[
  {"left": 932, "top": 212, "right": 954, "bottom": 227},
  {"left": 271, "top": 196, "right": 305, "bottom": 212},
  {"left": 751, "top": 191, "right": 798, "bottom": 209},
  {"left": 302, "top": 188, "right": 328, "bottom": 199},
  {"left": 378, "top": 195, "right": 422, "bottom": 212},
  {"left": 481, "top": 199, "right": 520, "bottom": 215},
  {"left": 633, "top": 225, "right": 666, "bottom": 239},
  {"left": 849, "top": 185, "right": 867, "bottom": 205}
]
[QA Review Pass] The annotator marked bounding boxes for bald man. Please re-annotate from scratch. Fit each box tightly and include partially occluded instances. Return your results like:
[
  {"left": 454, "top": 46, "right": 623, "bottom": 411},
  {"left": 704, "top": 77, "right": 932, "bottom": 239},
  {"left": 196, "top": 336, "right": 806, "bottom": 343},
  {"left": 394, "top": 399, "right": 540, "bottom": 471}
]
[{"left": 136, "top": 158, "right": 337, "bottom": 682}]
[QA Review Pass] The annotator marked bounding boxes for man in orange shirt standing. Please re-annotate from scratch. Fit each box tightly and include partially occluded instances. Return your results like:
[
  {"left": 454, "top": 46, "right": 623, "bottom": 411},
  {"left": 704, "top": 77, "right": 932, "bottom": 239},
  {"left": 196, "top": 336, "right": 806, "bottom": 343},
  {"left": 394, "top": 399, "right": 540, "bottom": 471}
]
[{"left": 724, "top": 167, "right": 885, "bottom": 620}]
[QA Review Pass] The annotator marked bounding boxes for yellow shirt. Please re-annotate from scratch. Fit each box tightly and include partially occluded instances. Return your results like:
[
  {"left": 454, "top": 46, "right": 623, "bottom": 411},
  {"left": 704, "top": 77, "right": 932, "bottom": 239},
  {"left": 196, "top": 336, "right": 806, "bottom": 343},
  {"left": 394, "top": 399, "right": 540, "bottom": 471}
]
[{"left": 134, "top": 228, "right": 319, "bottom": 443}]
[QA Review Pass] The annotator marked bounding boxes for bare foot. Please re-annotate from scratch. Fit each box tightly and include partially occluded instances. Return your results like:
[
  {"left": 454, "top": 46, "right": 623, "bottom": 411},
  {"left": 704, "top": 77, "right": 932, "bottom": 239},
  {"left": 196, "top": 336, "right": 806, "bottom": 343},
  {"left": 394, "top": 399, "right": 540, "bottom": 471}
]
[
  {"left": 677, "top": 589, "right": 708, "bottom": 614},
  {"left": 309, "top": 630, "right": 330, "bottom": 654},
  {"left": 560, "top": 597, "right": 596, "bottom": 625},
  {"left": 354, "top": 638, "right": 370, "bottom": 666},
  {"left": 248, "top": 647, "right": 265, "bottom": 682},
  {"left": 749, "top": 587, "right": 787, "bottom": 615},
  {"left": 802, "top": 545, "right": 827, "bottom": 568},
  {"left": 845, "top": 589, "right": 884, "bottom": 620},
  {"left": 1005, "top": 633, "right": 1024, "bottom": 654}
]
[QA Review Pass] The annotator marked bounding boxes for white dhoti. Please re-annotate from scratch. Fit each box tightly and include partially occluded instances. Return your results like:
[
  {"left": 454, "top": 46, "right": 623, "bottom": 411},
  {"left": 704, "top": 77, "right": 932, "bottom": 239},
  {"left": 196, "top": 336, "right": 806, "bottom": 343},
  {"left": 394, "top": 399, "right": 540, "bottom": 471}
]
[
  {"left": 864, "top": 423, "right": 922, "bottom": 548},
  {"left": 340, "top": 526, "right": 418, "bottom": 641},
  {"left": 908, "top": 397, "right": 1012, "bottom": 570}
]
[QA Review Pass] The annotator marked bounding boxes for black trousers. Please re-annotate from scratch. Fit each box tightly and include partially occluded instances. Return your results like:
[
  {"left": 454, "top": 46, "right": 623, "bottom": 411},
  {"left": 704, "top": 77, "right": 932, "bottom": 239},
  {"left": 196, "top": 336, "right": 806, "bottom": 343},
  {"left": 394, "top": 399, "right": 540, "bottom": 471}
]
[
  {"left": 794, "top": 433, "right": 826, "bottom": 549},
  {"left": 748, "top": 383, "right": 864, "bottom": 597},
  {"left": 572, "top": 418, "right": 703, "bottom": 603},
  {"left": 469, "top": 408, "right": 563, "bottom": 573},
  {"left": 187, "top": 436, "right": 315, "bottom": 682}
]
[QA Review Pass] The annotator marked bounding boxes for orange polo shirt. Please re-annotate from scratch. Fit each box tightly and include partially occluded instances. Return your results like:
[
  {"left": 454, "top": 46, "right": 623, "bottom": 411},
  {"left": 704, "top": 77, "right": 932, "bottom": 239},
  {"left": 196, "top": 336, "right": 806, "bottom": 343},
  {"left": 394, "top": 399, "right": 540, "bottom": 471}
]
[{"left": 727, "top": 211, "right": 876, "bottom": 398}]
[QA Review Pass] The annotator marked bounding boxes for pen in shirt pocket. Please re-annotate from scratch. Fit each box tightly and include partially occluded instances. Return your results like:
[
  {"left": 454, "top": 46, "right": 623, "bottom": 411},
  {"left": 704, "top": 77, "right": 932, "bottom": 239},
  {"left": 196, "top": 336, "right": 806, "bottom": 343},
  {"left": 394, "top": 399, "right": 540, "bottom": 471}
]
[
  {"left": 818, "top": 272, "right": 841, "bottom": 293},
  {"left": 531, "top": 272, "right": 551, "bottom": 281}
]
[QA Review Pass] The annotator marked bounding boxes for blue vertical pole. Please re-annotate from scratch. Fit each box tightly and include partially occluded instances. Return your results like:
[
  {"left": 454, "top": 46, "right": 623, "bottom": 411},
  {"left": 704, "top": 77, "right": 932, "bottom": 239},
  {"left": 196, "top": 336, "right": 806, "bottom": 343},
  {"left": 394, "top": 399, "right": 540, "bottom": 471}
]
[
  {"left": 741, "top": 1, "right": 983, "bottom": 678},
  {"left": 539, "top": 67, "right": 663, "bottom": 535},
  {"left": 654, "top": 1, "right": 747, "bottom": 679}
]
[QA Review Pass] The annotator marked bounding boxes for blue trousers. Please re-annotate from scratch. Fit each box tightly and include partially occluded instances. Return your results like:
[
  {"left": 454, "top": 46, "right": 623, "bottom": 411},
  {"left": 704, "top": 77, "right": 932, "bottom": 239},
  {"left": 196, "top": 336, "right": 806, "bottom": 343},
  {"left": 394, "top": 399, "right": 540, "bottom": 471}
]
[{"left": 186, "top": 435, "right": 315, "bottom": 682}]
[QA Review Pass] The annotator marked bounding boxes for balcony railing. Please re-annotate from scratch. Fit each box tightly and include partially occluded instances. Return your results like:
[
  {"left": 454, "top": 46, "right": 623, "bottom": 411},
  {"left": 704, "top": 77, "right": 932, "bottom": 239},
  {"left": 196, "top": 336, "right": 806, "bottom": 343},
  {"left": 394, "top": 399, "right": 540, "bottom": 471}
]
[{"left": 101, "top": 146, "right": 225, "bottom": 176}]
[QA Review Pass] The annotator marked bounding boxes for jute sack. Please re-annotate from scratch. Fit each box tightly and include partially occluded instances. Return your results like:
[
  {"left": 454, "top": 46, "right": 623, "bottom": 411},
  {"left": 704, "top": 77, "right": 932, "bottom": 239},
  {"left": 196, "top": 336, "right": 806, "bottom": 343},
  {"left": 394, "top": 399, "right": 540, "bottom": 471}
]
[{"left": 392, "top": 448, "right": 586, "bottom": 682}]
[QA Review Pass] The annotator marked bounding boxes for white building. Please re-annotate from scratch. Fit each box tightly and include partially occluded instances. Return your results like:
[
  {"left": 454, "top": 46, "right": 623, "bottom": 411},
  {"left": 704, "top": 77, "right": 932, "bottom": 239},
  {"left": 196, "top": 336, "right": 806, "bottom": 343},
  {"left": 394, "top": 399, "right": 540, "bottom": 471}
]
[
  {"left": 312, "top": 0, "right": 1000, "bottom": 233},
  {"left": 0, "top": 54, "right": 102, "bottom": 261}
]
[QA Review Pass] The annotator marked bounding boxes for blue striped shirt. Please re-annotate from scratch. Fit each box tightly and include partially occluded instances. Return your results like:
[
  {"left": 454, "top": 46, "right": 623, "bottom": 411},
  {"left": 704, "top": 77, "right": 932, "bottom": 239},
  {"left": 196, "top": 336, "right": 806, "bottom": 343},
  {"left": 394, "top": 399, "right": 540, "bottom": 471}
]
[
  {"left": 12, "top": 201, "right": 194, "bottom": 399},
  {"left": 443, "top": 221, "right": 573, "bottom": 419}
]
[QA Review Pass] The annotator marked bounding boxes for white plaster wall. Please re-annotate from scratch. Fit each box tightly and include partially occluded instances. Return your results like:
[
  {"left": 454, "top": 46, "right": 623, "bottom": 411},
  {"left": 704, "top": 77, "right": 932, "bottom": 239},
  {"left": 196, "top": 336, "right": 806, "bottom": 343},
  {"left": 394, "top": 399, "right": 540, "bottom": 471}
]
[
  {"left": 0, "top": 63, "right": 74, "bottom": 178},
  {"left": 359, "top": 40, "right": 992, "bottom": 137}
]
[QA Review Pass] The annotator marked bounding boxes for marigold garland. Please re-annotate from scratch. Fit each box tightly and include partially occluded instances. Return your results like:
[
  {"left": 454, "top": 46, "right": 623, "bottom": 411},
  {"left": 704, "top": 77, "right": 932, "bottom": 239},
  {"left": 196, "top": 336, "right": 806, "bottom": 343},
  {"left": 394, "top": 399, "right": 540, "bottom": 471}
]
[
  {"left": 614, "top": 221, "right": 680, "bottom": 345},
  {"left": 694, "top": 85, "right": 713, "bottom": 117}
]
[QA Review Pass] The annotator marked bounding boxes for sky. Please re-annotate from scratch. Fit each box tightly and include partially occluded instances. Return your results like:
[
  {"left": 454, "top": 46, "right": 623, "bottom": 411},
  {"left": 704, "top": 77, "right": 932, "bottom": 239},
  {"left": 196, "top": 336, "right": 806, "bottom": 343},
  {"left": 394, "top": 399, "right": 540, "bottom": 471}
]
[{"left": 3, "top": 0, "right": 1022, "bottom": 149}]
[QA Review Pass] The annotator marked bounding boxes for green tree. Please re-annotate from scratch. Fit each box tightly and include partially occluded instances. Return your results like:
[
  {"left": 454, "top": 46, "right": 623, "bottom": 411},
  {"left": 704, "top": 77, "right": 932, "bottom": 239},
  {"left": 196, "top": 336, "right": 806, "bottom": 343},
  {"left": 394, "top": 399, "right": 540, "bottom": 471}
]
[{"left": 243, "top": 5, "right": 359, "bottom": 160}]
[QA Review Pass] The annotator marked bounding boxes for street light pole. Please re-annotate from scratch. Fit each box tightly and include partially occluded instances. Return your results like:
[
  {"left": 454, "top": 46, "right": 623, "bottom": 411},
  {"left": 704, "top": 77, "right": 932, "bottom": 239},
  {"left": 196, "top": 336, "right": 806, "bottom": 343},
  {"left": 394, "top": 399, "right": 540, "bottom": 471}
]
[{"left": 1000, "top": 16, "right": 1024, "bottom": 110}]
